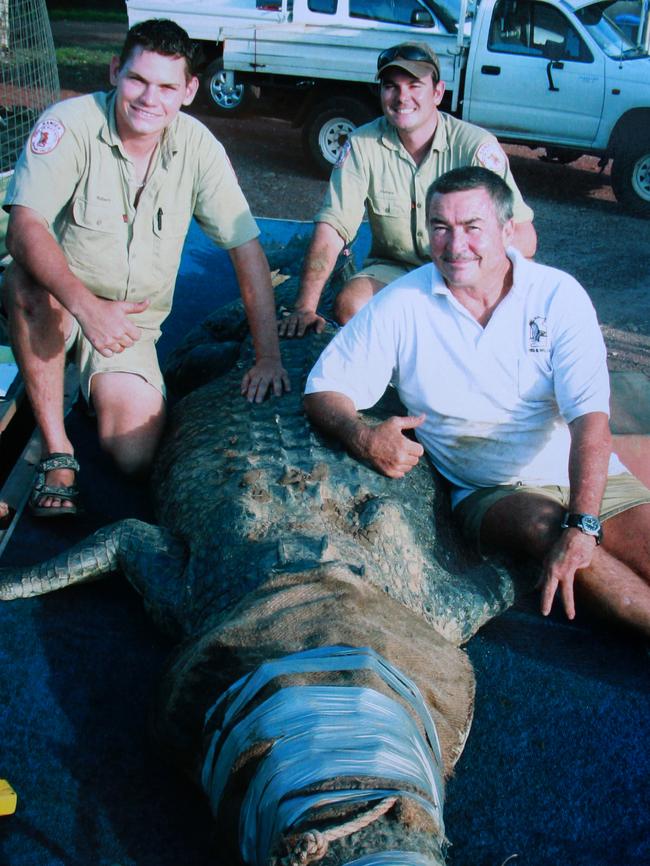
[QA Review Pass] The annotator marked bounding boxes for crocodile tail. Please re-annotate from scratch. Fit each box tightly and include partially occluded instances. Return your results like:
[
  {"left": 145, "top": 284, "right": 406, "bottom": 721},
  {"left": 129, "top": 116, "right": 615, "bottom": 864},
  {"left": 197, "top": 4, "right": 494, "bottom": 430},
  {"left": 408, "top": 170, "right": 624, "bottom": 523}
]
[
  {"left": 0, "top": 520, "right": 130, "bottom": 600},
  {"left": 0, "top": 518, "right": 187, "bottom": 608}
]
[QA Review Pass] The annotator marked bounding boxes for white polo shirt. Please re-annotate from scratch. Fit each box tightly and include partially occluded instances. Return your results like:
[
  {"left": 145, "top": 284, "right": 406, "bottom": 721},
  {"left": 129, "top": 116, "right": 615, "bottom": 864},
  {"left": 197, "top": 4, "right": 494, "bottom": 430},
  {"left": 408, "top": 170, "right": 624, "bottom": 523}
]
[{"left": 305, "top": 249, "right": 626, "bottom": 506}]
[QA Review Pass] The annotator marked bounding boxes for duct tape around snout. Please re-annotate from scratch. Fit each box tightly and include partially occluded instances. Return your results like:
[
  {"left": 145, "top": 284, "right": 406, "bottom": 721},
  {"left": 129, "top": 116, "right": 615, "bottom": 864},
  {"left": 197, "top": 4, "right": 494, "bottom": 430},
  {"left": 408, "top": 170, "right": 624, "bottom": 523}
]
[{"left": 201, "top": 646, "right": 445, "bottom": 866}]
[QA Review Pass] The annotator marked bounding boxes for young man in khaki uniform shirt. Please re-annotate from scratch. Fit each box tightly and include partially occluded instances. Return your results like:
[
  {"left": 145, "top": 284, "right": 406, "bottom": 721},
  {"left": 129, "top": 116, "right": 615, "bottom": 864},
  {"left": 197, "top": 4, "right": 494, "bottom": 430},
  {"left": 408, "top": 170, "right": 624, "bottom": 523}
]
[
  {"left": 2, "top": 19, "right": 289, "bottom": 516},
  {"left": 280, "top": 42, "right": 537, "bottom": 337}
]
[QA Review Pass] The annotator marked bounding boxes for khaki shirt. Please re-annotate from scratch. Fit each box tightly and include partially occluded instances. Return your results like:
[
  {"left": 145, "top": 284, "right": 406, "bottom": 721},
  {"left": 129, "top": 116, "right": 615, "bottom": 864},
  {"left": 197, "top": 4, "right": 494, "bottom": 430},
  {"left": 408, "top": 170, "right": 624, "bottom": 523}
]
[
  {"left": 4, "top": 92, "right": 259, "bottom": 331},
  {"left": 316, "top": 113, "right": 534, "bottom": 268}
]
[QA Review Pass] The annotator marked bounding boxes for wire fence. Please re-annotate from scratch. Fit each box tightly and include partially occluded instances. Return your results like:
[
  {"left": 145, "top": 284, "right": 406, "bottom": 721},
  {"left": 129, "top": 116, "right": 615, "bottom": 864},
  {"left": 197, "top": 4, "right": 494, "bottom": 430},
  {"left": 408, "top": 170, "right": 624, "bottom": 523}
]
[{"left": 0, "top": 0, "right": 60, "bottom": 174}]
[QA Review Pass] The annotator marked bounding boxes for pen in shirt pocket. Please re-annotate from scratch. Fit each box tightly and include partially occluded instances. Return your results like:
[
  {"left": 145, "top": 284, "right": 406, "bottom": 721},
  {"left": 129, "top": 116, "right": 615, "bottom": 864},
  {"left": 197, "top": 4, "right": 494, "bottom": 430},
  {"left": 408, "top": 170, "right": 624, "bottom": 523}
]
[{"left": 157, "top": 208, "right": 163, "bottom": 231}]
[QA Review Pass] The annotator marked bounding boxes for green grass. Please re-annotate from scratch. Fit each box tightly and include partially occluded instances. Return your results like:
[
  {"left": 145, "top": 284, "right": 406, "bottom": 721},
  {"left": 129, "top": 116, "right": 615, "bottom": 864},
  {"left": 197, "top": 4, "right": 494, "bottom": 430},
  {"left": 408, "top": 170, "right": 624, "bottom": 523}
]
[
  {"left": 56, "top": 44, "right": 121, "bottom": 92},
  {"left": 56, "top": 45, "right": 121, "bottom": 65},
  {"left": 49, "top": 9, "right": 127, "bottom": 23}
]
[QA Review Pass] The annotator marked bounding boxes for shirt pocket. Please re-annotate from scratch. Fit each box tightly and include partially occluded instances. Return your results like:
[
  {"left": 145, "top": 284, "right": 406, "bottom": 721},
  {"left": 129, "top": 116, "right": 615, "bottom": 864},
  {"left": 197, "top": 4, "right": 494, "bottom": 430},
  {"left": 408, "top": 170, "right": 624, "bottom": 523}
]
[
  {"left": 151, "top": 208, "right": 190, "bottom": 280},
  {"left": 518, "top": 358, "right": 554, "bottom": 403},
  {"left": 367, "top": 193, "right": 409, "bottom": 218},
  {"left": 366, "top": 194, "right": 412, "bottom": 258},
  {"left": 62, "top": 198, "right": 123, "bottom": 275}
]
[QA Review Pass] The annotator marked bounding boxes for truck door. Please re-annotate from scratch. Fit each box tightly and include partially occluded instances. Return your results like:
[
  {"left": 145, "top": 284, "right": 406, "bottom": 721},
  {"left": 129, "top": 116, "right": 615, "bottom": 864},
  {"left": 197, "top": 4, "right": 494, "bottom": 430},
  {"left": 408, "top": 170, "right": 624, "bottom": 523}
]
[{"left": 464, "top": 0, "right": 605, "bottom": 146}]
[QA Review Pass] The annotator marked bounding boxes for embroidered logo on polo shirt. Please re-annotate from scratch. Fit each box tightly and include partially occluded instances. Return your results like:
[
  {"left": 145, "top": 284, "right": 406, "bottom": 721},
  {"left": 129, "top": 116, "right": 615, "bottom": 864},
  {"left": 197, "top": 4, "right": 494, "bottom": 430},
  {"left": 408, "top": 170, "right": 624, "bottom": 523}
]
[
  {"left": 335, "top": 139, "right": 351, "bottom": 169},
  {"left": 476, "top": 142, "right": 506, "bottom": 174},
  {"left": 30, "top": 118, "right": 65, "bottom": 154},
  {"left": 528, "top": 317, "right": 548, "bottom": 352}
]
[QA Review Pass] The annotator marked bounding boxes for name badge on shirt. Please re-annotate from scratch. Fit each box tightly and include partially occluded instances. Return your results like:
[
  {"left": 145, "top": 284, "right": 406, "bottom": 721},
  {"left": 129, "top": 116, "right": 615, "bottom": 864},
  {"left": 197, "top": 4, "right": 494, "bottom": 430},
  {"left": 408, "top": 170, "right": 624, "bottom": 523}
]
[{"left": 30, "top": 118, "right": 66, "bottom": 155}]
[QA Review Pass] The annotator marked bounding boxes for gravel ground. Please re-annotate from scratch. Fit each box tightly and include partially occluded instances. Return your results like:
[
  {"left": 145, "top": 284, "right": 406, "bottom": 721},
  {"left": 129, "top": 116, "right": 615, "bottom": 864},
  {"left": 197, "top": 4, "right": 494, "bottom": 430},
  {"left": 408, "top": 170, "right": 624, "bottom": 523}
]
[{"left": 51, "top": 19, "right": 650, "bottom": 375}]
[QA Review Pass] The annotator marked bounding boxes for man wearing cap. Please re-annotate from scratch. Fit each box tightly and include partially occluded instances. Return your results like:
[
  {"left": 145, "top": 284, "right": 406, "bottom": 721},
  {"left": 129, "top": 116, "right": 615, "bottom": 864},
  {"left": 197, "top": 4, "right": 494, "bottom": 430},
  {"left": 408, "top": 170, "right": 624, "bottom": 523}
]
[
  {"left": 2, "top": 19, "right": 289, "bottom": 517},
  {"left": 280, "top": 41, "right": 536, "bottom": 338}
]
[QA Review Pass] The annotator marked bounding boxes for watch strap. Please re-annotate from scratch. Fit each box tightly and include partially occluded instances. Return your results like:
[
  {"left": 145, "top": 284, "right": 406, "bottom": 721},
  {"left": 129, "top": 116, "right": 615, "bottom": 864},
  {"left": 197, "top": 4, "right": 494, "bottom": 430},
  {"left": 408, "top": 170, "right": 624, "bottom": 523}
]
[{"left": 561, "top": 511, "right": 603, "bottom": 544}]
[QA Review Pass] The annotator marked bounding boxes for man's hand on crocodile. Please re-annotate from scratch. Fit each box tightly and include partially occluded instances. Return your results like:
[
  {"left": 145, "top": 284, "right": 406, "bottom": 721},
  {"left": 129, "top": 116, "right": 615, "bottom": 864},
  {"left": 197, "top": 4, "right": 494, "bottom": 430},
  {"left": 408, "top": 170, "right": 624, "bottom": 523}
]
[
  {"left": 354, "top": 414, "right": 425, "bottom": 478},
  {"left": 278, "top": 307, "right": 326, "bottom": 338},
  {"left": 241, "top": 356, "right": 291, "bottom": 403}
]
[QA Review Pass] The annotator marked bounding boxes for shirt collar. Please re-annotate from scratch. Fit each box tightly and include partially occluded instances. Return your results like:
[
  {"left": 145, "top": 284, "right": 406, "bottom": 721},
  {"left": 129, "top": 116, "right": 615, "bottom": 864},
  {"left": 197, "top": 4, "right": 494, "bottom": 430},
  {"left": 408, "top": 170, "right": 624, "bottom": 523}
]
[
  {"left": 99, "top": 89, "right": 177, "bottom": 166},
  {"left": 379, "top": 111, "right": 449, "bottom": 160}
]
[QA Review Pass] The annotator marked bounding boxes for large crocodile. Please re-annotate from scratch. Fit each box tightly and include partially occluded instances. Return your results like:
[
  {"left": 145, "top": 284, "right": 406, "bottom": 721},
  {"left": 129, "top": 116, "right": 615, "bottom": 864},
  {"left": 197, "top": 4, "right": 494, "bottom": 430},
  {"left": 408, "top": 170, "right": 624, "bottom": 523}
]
[{"left": 0, "top": 240, "right": 530, "bottom": 865}]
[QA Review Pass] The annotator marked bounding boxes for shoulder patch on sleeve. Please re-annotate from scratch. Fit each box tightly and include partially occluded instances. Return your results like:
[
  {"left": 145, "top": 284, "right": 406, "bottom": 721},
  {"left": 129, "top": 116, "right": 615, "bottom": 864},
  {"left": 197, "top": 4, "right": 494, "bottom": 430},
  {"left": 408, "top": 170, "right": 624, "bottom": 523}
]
[
  {"left": 476, "top": 141, "right": 506, "bottom": 174},
  {"left": 334, "top": 138, "right": 351, "bottom": 169},
  {"left": 30, "top": 118, "right": 66, "bottom": 155}
]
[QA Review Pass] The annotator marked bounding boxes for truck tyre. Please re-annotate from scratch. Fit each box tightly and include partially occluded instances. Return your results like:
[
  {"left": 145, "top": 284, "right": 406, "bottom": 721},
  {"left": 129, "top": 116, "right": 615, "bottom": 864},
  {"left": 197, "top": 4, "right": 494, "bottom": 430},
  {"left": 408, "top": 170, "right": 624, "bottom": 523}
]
[
  {"left": 611, "top": 143, "right": 650, "bottom": 217},
  {"left": 302, "top": 97, "right": 376, "bottom": 177},
  {"left": 202, "top": 59, "right": 251, "bottom": 115}
]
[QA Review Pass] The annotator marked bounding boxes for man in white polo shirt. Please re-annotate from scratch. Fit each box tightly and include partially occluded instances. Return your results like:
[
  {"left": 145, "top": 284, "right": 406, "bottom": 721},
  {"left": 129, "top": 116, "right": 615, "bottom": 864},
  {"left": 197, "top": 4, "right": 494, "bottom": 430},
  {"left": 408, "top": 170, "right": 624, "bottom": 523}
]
[{"left": 304, "top": 166, "right": 650, "bottom": 635}]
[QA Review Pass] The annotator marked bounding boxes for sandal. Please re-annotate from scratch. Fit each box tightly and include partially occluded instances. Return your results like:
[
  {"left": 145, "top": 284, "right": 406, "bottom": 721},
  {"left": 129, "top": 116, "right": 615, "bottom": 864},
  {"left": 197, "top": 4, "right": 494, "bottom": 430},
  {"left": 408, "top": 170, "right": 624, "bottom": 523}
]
[{"left": 29, "top": 453, "right": 81, "bottom": 518}]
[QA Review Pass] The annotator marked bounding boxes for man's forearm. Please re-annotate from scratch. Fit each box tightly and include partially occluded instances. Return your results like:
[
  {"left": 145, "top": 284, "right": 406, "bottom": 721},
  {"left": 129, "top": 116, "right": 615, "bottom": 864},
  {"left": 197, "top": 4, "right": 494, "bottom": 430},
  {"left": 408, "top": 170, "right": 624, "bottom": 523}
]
[
  {"left": 567, "top": 412, "right": 612, "bottom": 514},
  {"left": 295, "top": 222, "right": 345, "bottom": 313},
  {"left": 305, "top": 391, "right": 426, "bottom": 478},
  {"left": 304, "top": 390, "right": 368, "bottom": 455},
  {"left": 230, "top": 239, "right": 282, "bottom": 360},
  {"left": 7, "top": 206, "right": 95, "bottom": 318}
]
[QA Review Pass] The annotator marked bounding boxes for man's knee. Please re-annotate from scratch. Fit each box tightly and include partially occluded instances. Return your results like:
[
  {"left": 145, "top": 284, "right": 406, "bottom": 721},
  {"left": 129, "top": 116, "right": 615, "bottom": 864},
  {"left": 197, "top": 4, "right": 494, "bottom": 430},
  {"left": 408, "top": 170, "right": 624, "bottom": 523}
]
[
  {"left": 93, "top": 375, "right": 166, "bottom": 477},
  {"left": 333, "top": 277, "right": 385, "bottom": 325},
  {"left": 97, "top": 417, "right": 164, "bottom": 477},
  {"left": 99, "top": 437, "right": 157, "bottom": 478},
  {"left": 480, "top": 493, "right": 564, "bottom": 558}
]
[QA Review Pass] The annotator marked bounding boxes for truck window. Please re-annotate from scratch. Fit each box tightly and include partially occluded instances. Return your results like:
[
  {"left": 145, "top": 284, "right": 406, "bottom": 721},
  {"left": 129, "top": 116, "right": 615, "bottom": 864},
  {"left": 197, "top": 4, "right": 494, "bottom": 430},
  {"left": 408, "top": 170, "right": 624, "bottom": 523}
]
[
  {"left": 576, "top": 1, "right": 643, "bottom": 59},
  {"left": 308, "top": 0, "right": 337, "bottom": 13},
  {"left": 488, "top": 0, "right": 593, "bottom": 62},
  {"left": 350, "top": 0, "right": 435, "bottom": 27}
]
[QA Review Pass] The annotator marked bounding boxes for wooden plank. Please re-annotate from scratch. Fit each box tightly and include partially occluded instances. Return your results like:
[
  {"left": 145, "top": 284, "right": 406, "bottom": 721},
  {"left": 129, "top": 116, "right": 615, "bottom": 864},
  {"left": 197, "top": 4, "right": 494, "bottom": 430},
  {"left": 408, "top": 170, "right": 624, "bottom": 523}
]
[{"left": 0, "top": 381, "right": 25, "bottom": 436}]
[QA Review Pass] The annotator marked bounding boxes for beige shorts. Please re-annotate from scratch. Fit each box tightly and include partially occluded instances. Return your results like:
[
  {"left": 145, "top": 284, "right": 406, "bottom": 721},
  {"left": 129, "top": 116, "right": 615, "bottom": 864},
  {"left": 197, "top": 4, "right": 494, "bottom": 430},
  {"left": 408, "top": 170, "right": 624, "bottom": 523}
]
[
  {"left": 350, "top": 259, "right": 414, "bottom": 287},
  {"left": 66, "top": 318, "right": 165, "bottom": 403},
  {"left": 453, "top": 473, "right": 650, "bottom": 552}
]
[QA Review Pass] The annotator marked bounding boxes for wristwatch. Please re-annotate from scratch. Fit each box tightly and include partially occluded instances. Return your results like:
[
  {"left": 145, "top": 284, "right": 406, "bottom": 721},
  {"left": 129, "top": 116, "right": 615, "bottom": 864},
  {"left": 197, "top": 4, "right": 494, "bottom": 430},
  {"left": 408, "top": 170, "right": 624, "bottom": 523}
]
[{"left": 560, "top": 512, "right": 603, "bottom": 544}]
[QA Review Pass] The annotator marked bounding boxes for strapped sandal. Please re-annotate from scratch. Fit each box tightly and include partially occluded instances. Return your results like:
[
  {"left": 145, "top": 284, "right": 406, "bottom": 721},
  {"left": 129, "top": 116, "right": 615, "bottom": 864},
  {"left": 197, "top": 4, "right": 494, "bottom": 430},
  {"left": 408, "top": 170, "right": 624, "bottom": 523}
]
[{"left": 29, "top": 452, "right": 81, "bottom": 518}]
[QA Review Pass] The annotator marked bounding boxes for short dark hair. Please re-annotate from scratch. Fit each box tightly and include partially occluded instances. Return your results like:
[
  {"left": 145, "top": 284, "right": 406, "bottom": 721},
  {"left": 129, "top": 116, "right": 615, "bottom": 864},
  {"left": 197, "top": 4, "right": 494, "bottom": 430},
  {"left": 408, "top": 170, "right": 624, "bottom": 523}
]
[
  {"left": 425, "top": 166, "right": 514, "bottom": 225},
  {"left": 119, "top": 19, "right": 198, "bottom": 79}
]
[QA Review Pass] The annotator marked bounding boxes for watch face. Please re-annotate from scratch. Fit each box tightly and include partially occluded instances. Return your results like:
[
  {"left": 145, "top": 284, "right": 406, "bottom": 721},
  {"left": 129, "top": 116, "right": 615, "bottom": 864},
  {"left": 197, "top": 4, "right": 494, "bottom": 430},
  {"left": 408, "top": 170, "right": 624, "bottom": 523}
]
[{"left": 581, "top": 515, "right": 601, "bottom": 533}]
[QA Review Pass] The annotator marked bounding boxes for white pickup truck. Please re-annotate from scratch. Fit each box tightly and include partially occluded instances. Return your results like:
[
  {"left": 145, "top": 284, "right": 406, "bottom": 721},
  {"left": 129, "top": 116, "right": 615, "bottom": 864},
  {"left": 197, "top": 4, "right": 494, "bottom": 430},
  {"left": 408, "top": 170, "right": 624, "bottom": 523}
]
[{"left": 126, "top": 0, "right": 650, "bottom": 215}]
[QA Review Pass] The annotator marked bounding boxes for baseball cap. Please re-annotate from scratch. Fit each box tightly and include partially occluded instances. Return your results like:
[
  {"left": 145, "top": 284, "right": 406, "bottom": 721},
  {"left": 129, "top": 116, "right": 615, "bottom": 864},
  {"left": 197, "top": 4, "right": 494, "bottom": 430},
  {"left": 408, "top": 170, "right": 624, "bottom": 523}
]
[{"left": 376, "top": 42, "right": 441, "bottom": 81}]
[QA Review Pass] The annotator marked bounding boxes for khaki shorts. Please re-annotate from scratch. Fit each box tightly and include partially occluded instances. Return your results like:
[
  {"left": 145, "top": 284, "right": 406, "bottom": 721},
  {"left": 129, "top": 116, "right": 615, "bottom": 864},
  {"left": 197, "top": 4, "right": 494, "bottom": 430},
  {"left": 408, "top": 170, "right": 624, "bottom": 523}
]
[
  {"left": 351, "top": 258, "right": 414, "bottom": 287},
  {"left": 66, "top": 318, "right": 165, "bottom": 403},
  {"left": 454, "top": 473, "right": 650, "bottom": 553}
]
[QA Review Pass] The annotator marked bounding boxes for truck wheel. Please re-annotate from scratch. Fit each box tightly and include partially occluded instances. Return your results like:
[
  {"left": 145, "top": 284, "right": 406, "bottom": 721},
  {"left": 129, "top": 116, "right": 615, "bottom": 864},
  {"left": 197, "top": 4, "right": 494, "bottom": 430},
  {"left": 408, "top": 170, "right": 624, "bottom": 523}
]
[
  {"left": 611, "top": 144, "right": 650, "bottom": 217},
  {"left": 302, "top": 98, "right": 376, "bottom": 177},
  {"left": 202, "top": 59, "right": 251, "bottom": 115}
]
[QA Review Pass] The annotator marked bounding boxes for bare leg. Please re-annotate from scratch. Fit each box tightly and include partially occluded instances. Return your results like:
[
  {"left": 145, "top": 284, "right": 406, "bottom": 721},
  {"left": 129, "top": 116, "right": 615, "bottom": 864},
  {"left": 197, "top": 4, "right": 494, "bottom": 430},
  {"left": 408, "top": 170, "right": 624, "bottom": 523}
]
[
  {"left": 333, "top": 277, "right": 386, "bottom": 325},
  {"left": 3, "top": 262, "right": 76, "bottom": 510},
  {"left": 91, "top": 371, "right": 166, "bottom": 477},
  {"left": 480, "top": 494, "right": 650, "bottom": 635}
]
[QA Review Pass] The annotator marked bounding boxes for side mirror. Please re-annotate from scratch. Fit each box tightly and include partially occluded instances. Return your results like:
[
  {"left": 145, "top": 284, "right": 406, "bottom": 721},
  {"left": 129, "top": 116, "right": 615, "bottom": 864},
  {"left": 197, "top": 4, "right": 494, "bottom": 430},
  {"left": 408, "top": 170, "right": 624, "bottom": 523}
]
[
  {"left": 411, "top": 9, "right": 434, "bottom": 27},
  {"left": 542, "top": 39, "right": 565, "bottom": 60}
]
